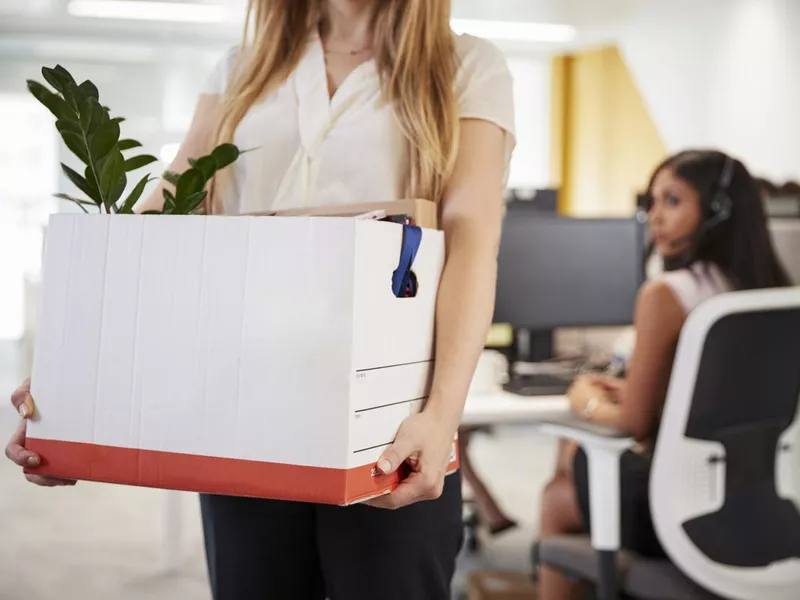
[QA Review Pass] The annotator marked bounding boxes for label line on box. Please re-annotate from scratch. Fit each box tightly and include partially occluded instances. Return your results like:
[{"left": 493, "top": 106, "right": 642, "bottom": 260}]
[
  {"left": 353, "top": 441, "right": 394, "bottom": 454},
  {"left": 354, "top": 396, "right": 428, "bottom": 415},
  {"left": 355, "top": 359, "right": 433, "bottom": 374}
]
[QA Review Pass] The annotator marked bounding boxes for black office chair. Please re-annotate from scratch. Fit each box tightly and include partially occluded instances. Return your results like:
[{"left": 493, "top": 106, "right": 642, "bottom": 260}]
[{"left": 535, "top": 288, "right": 800, "bottom": 600}]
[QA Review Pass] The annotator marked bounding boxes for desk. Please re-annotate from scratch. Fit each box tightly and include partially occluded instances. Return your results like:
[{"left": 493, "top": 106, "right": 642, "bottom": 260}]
[{"left": 461, "top": 391, "right": 569, "bottom": 427}]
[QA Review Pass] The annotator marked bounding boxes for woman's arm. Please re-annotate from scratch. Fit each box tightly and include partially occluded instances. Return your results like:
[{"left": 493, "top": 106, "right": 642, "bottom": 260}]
[
  {"left": 425, "top": 118, "right": 506, "bottom": 429},
  {"left": 368, "top": 119, "right": 507, "bottom": 509},
  {"left": 568, "top": 281, "right": 686, "bottom": 440},
  {"left": 136, "top": 94, "right": 221, "bottom": 213}
]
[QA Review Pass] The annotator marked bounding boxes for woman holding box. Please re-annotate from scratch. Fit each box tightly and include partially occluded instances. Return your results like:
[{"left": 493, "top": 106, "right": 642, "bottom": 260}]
[{"left": 5, "top": 0, "right": 516, "bottom": 598}]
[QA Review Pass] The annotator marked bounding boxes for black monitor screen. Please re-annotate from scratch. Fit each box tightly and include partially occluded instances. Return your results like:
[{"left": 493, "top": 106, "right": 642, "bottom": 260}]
[{"left": 494, "top": 210, "right": 647, "bottom": 330}]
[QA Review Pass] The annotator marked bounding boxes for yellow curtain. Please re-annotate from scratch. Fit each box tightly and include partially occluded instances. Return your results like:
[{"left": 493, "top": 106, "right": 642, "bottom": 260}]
[{"left": 550, "top": 46, "right": 667, "bottom": 217}]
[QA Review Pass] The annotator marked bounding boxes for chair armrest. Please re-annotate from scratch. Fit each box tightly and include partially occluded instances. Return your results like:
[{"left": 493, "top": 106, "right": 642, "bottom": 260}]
[
  {"left": 538, "top": 414, "right": 635, "bottom": 450},
  {"left": 537, "top": 415, "right": 636, "bottom": 552}
]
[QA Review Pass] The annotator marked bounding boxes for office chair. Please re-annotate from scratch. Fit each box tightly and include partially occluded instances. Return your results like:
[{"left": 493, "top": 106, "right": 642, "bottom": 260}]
[{"left": 535, "top": 287, "right": 800, "bottom": 600}]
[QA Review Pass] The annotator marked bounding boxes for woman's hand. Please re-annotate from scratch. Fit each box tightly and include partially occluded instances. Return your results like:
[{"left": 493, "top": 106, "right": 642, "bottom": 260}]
[
  {"left": 567, "top": 376, "right": 611, "bottom": 416},
  {"left": 582, "top": 373, "right": 624, "bottom": 401},
  {"left": 365, "top": 409, "right": 456, "bottom": 510},
  {"left": 567, "top": 375, "right": 625, "bottom": 428},
  {"left": 4, "top": 379, "right": 76, "bottom": 487}
]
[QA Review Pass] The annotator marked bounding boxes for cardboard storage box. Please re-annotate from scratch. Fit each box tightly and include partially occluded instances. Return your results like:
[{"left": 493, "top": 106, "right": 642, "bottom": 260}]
[
  {"left": 25, "top": 213, "right": 456, "bottom": 505},
  {"left": 467, "top": 571, "right": 538, "bottom": 600},
  {"left": 256, "top": 198, "right": 439, "bottom": 230}
]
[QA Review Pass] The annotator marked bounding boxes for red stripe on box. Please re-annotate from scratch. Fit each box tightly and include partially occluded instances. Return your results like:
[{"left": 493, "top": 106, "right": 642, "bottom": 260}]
[{"left": 24, "top": 438, "right": 416, "bottom": 505}]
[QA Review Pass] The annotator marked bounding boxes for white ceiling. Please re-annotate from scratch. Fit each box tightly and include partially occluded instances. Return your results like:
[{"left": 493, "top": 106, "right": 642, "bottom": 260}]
[{"left": 0, "top": 0, "right": 639, "bottom": 62}]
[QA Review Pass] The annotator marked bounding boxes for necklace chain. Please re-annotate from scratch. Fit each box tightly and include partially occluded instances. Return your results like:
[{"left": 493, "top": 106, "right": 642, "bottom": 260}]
[{"left": 323, "top": 44, "right": 372, "bottom": 56}]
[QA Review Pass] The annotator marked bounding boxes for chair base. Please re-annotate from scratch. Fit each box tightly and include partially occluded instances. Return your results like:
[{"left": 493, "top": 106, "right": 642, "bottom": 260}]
[{"left": 540, "top": 535, "right": 725, "bottom": 600}]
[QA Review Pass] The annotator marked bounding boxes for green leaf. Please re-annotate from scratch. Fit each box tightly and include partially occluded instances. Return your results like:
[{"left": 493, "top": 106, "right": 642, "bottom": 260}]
[
  {"left": 176, "top": 168, "right": 204, "bottom": 206},
  {"left": 84, "top": 165, "right": 101, "bottom": 202},
  {"left": 111, "top": 116, "right": 125, "bottom": 125},
  {"left": 109, "top": 172, "right": 127, "bottom": 211},
  {"left": 87, "top": 98, "right": 105, "bottom": 133},
  {"left": 26, "top": 80, "right": 51, "bottom": 104},
  {"left": 118, "top": 139, "right": 142, "bottom": 151},
  {"left": 56, "top": 119, "right": 82, "bottom": 137},
  {"left": 162, "top": 170, "right": 180, "bottom": 186},
  {"left": 54, "top": 193, "right": 95, "bottom": 206},
  {"left": 79, "top": 80, "right": 99, "bottom": 100},
  {"left": 54, "top": 193, "right": 95, "bottom": 213},
  {"left": 183, "top": 190, "right": 208, "bottom": 214},
  {"left": 61, "top": 163, "right": 99, "bottom": 202},
  {"left": 63, "top": 82, "right": 84, "bottom": 113},
  {"left": 89, "top": 119, "right": 120, "bottom": 162},
  {"left": 162, "top": 189, "right": 176, "bottom": 213},
  {"left": 119, "top": 174, "right": 153, "bottom": 214},
  {"left": 99, "top": 150, "right": 124, "bottom": 210},
  {"left": 61, "top": 132, "right": 90, "bottom": 164},
  {"left": 79, "top": 95, "right": 94, "bottom": 130},
  {"left": 211, "top": 143, "right": 240, "bottom": 170},
  {"left": 41, "top": 67, "right": 68, "bottom": 94},
  {"left": 124, "top": 154, "right": 158, "bottom": 172},
  {"left": 142, "top": 210, "right": 162, "bottom": 215},
  {"left": 54, "top": 65, "right": 77, "bottom": 86},
  {"left": 193, "top": 155, "right": 217, "bottom": 182},
  {"left": 27, "top": 80, "right": 74, "bottom": 122}
]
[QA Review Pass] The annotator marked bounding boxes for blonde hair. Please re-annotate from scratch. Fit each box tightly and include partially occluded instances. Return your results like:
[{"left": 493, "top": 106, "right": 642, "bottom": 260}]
[{"left": 208, "top": 0, "right": 458, "bottom": 214}]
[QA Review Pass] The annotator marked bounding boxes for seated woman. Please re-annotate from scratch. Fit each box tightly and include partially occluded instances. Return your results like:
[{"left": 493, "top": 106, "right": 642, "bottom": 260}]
[{"left": 537, "top": 150, "right": 792, "bottom": 600}]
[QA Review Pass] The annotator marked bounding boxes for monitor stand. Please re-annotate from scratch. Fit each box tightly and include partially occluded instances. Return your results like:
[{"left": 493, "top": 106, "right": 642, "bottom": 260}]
[
  {"left": 505, "top": 328, "right": 573, "bottom": 396},
  {"left": 514, "top": 328, "right": 554, "bottom": 363}
]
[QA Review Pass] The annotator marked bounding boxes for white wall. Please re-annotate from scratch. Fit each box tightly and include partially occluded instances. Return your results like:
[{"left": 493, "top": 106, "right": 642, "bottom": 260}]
[
  {"left": 506, "top": 57, "right": 551, "bottom": 190},
  {"left": 618, "top": 0, "right": 800, "bottom": 181}
]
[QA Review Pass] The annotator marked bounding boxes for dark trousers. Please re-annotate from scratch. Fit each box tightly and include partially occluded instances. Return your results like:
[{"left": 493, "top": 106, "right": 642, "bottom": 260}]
[{"left": 200, "top": 471, "right": 463, "bottom": 600}]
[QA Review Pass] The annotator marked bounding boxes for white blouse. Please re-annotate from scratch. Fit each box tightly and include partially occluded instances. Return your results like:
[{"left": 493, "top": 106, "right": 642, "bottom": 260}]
[
  {"left": 659, "top": 262, "right": 733, "bottom": 315},
  {"left": 203, "top": 30, "right": 516, "bottom": 214}
]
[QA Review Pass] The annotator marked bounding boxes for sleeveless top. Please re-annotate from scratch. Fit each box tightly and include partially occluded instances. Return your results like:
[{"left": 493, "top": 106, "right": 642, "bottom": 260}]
[
  {"left": 611, "top": 261, "right": 733, "bottom": 372},
  {"left": 658, "top": 261, "right": 733, "bottom": 315}
]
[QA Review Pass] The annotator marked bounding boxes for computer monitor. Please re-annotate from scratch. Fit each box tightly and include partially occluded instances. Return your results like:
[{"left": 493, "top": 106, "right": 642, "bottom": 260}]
[{"left": 494, "top": 206, "right": 647, "bottom": 361}]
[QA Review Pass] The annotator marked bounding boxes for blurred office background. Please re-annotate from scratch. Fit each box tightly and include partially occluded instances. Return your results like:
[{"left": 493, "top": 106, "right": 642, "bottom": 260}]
[{"left": 0, "top": 1, "right": 798, "bottom": 599}]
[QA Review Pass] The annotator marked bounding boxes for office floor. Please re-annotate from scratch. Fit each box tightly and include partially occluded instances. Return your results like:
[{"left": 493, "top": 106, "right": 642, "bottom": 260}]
[{"left": 0, "top": 341, "right": 557, "bottom": 600}]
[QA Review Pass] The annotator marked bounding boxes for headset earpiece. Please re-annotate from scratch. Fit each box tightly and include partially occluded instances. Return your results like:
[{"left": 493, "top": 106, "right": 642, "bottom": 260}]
[{"left": 706, "top": 155, "right": 735, "bottom": 226}]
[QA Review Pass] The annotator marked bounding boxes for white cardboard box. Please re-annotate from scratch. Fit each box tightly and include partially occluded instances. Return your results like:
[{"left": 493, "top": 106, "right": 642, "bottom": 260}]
[{"left": 26, "top": 214, "right": 457, "bottom": 505}]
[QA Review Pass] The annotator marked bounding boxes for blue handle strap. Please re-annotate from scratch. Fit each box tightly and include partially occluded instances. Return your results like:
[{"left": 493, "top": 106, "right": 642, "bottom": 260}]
[{"left": 392, "top": 225, "right": 422, "bottom": 298}]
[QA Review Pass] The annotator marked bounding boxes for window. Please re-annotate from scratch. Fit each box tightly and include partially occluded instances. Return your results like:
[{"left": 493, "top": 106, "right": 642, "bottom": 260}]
[
  {"left": 0, "top": 94, "right": 57, "bottom": 340},
  {"left": 506, "top": 57, "right": 551, "bottom": 191}
]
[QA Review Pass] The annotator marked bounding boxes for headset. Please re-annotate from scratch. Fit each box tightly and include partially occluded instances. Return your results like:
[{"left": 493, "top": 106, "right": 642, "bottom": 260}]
[
  {"left": 703, "top": 153, "right": 735, "bottom": 231},
  {"left": 669, "top": 154, "right": 735, "bottom": 248}
]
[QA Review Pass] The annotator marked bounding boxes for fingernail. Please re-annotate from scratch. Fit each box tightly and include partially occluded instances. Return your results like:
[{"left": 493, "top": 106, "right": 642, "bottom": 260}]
[
  {"left": 377, "top": 459, "right": 392, "bottom": 474},
  {"left": 26, "top": 455, "right": 40, "bottom": 467},
  {"left": 19, "top": 394, "right": 34, "bottom": 419}
]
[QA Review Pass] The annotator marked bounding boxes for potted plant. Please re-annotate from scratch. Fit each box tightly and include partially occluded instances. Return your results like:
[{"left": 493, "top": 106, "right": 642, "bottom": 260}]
[{"left": 27, "top": 64, "right": 240, "bottom": 215}]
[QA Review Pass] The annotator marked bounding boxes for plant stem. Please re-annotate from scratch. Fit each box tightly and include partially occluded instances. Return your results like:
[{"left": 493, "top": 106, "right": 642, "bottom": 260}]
[{"left": 80, "top": 117, "right": 107, "bottom": 213}]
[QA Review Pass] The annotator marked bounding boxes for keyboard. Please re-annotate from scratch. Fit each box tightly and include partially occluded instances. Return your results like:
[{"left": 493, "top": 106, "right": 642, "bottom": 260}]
[{"left": 503, "top": 373, "right": 573, "bottom": 397}]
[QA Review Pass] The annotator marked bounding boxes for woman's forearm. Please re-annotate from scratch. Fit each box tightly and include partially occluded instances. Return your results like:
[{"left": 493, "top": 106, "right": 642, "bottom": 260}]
[{"left": 424, "top": 219, "right": 499, "bottom": 432}]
